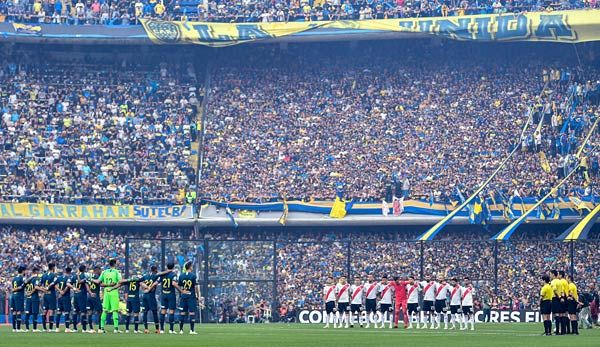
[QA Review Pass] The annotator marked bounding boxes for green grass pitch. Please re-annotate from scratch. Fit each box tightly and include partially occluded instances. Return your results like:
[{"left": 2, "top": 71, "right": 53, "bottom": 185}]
[{"left": 2, "top": 324, "right": 599, "bottom": 347}]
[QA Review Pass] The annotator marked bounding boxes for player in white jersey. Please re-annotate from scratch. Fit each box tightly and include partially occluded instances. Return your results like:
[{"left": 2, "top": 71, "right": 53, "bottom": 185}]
[
  {"left": 335, "top": 276, "right": 351, "bottom": 328},
  {"left": 419, "top": 275, "right": 438, "bottom": 329},
  {"left": 460, "top": 277, "right": 475, "bottom": 331},
  {"left": 405, "top": 276, "right": 421, "bottom": 329},
  {"left": 363, "top": 274, "right": 379, "bottom": 328},
  {"left": 448, "top": 278, "right": 463, "bottom": 330},
  {"left": 349, "top": 277, "right": 364, "bottom": 328},
  {"left": 323, "top": 276, "right": 337, "bottom": 328},
  {"left": 376, "top": 275, "right": 394, "bottom": 329},
  {"left": 434, "top": 276, "right": 450, "bottom": 329}
]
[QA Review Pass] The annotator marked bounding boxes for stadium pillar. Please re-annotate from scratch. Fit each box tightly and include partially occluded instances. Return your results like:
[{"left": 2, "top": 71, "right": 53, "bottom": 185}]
[
  {"left": 419, "top": 241, "right": 424, "bottom": 280},
  {"left": 202, "top": 239, "right": 210, "bottom": 323},
  {"left": 493, "top": 241, "right": 498, "bottom": 296},
  {"left": 272, "top": 238, "right": 278, "bottom": 320},
  {"left": 346, "top": 241, "right": 351, "bottom": 279},
  {"left": 569, "top": 240, "right": 575, "bottom": 279},
  {"left": 125, "top": 239, "right": 130, "bottom": 277},
  {"left": 161, "top": 239, "right": 166, "bottom": 270}
]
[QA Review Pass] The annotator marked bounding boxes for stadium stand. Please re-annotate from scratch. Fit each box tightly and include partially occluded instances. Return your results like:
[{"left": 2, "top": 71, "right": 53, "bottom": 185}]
[
  {"left": 200, "top": 43, "right": 600, "bottom": 202},
  {"left": 0, "top": 54, "right": 200, "bottom": 204},
  {"left": 0, "top": 0, "right": 597, "bottom": 24}
]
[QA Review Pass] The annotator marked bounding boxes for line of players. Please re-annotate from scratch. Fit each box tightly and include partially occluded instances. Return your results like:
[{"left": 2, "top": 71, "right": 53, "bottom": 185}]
[
  {"left": 323, "top": 274, "right": 476, "bottom": 330},
  {"left": 9, "top": 260, "right": 203, "bottom": 334},
  {"left": 540, "top": 270, "right": 581, "bottom": 336}
]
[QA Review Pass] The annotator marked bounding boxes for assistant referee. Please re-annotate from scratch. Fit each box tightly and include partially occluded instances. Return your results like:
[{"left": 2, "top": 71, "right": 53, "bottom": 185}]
[{"left": 540, "top": 275, "right": 554, "bottom": 336}]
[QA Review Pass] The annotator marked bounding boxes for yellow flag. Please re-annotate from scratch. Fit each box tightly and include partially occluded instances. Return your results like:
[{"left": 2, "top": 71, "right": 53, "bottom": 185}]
[
  {"left": 539, "top": 152, "right": 551, "bottom": 173},
  {"left": 329, "top": 197, "right": 347, "bottom": 219}
]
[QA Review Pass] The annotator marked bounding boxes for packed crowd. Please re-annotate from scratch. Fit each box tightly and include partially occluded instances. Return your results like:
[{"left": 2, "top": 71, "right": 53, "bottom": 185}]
[
  {"left": 0, "top": 58, "right": 199, "bottom": 205},
  {"left": 2, "top": 226, "right": 600, "bottom": 317},
  {"left": 201, "top": 43, "right": 600, "bottom": 203},
  {"left": 0, "top": 0, "right": 597, "bottom": 25}
]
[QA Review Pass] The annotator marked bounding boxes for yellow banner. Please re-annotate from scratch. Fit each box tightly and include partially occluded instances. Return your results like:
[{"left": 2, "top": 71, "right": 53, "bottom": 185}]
[
  {"left": 142, "top": 10, "right": 600, "bottom": 46},
  {"left": 0, "top": 203, "right": 193, "bottom": 220}
]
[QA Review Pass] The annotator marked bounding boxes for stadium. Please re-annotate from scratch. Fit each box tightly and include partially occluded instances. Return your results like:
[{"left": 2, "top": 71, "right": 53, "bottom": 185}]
[{"left": 1, "top": 1, "right": 600, "bottom": 347}]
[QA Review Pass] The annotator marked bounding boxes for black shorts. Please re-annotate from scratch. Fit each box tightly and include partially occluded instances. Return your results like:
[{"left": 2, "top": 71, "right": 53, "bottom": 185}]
[
  {"left": 25, "top": 300, "right": 40, "bottom": 315},
  {"left": 127, "top": 300, "right": 141, "bottom": 314},
  {"left": 380, "top": 303, "right": 392, "bottom": 313},
  {"left": 350, "top": 304, "right": 361, "bottom": 314},
  {"left": 450, "top": 305, "right": 461, "bottom": 314},
  {"left": 541, "top": 300, "right": 552, "bottom": 315},
  {"left": 407, "top": 303, "right": 419, "bottom": 314},
  {"left": 178, "top": 297, "right": 197, "bottom": 313},
  {"left": 434, "top": 299, "right": 446, "bottom": 313},
  {"left": 462, "top": 306, "right": 473, "bottom": 314},
  {"left": 57, "top": 296, "right": 72, "bottom": 313},
  {"left": 160, "top": 294, "right": 177, "bottom": 311},
  {"left": 74, "top": 295, "right": 87, "bottom": 313},
  {"left": 325, "top": 301, "right": 335, "bottom": 314},
  {"left": 42, "top": 294, "right": 57, "bottom": 311},
  {"left": 11, "top": 295, "right": 25, "bottom": 312},
  {"left": 423, "top": 300, "right": 434, "bottom": 312},
  {"left": 87, "top": 297, "right": 102, "bottom": 313},
  {"left": 567, "top": 299, "right": 577, "bottom": 315},
  {"left": 552, "top": 297, "right": 566, "bottom": 314},
  {"left": 337, "top": 302, "right": 349, "bottom": 312},
  {"left": 365, "top": 299, "right": 377, "bottom": 313},
  {"left": 142, "top": 294, "right": 158, "bottom": 311}
]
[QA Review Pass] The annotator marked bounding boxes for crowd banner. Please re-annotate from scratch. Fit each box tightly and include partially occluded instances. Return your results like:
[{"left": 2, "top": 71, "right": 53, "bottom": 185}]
[
  {"left": 297, "top": 309, "right": 544, "bottom": 324},
  {"left": 0, "top": 203, "right": 194, "bottom": 220},
  {"left": 142, "top": 10, "right": 600, "bottom": 46},
  {"left": 203, "top": 197, "right": 596, "bottom": 219}
]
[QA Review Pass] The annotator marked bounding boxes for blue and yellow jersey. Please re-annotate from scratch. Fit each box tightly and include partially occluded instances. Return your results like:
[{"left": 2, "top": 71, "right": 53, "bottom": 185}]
[
  {"left": 55, "top": 274, "right": 73, "bottom": 296},
  {"left": 25, "top": 276, "right": 42, "bottom": 300},
  {"left": 74, "top": 273, "right": 87, "bottom": 297},
  {"left": 88, "top": 274, "right": 101, "bottom": 297},
  {"left": 142, "top": 273, "right": 159, "bottom": 294},
  {"left": 159, "top": 272, "right": 177, "bottom": 295},
  {"left": 178, "top": 271, "right": 197, "bottom": 298},
  {"left": 126, "top": 278, "right": 142, "bottom": 301},
  {"left": 12, "top": 275, "right": 25, "bottom": 297},
  {"left": 41, "top": 272, "right": 56, "bottom": 295}
]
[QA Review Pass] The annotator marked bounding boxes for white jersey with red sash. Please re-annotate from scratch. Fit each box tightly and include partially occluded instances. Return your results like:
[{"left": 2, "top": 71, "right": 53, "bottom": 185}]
[
  {"left": 450, "top": 285, "right": 462, "bottom": 306},
  {"left": 435, "top": 282, "right": 450, "bottom": 300},
  {"left": 350, "top": 284, "right": 364, "bottom": 305},
  {"left": 336, "top": 283, "right": 350, "bottom": 303},
  {"left": 378, "top": 282, "right": 394, "bottom": 305},
  {"left": 406, "top": 283, "right": 420, "bottom": 304},
  {"left": 324, "top": 285, "right": 336, "bottom": 303},
  {"left": 461, "top": 286, "right": 474, "bottom": 306},
  {"left": 365, "top": 282, "right": 378, "bottom": 300},
  {"left": 420, "top": 280, "right": 437, "bottom": 301}
]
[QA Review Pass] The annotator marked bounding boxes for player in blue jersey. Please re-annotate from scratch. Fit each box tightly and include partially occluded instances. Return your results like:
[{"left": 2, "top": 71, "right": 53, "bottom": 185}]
[
  {"left": 24, "top": 267, "right": 47, "bottom": 332},
  {"left": 55, "top": 267, "right": 77, "bottom": 332},
  {"left": 158, "top": 262, "right": 188, "bottom": 334},
  {"left": 86, "top": 266, "right": 102, "bottom": 333},
  {"left": 113, "top": 274, "right": 145, "bottom": 333},
  {"left": 73, "top": 265, "right": 90, "bottom": 332},
  {"left": 11, "top": 265, "right": 26, "bottom": 332},
  {"left": 177, "top": 261, "right": 202, "bottom": 335},
  {"left": 40, "top": 263, "right": 57, "bottom": 332},
  {"left": 141, "top": 265, "right": 160, "bottom": 333}
]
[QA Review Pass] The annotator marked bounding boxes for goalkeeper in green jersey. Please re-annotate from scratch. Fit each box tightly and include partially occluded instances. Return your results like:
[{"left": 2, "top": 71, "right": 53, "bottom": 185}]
[{"left": 92, "top": 258, "right": 122, "bottom": 333}]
